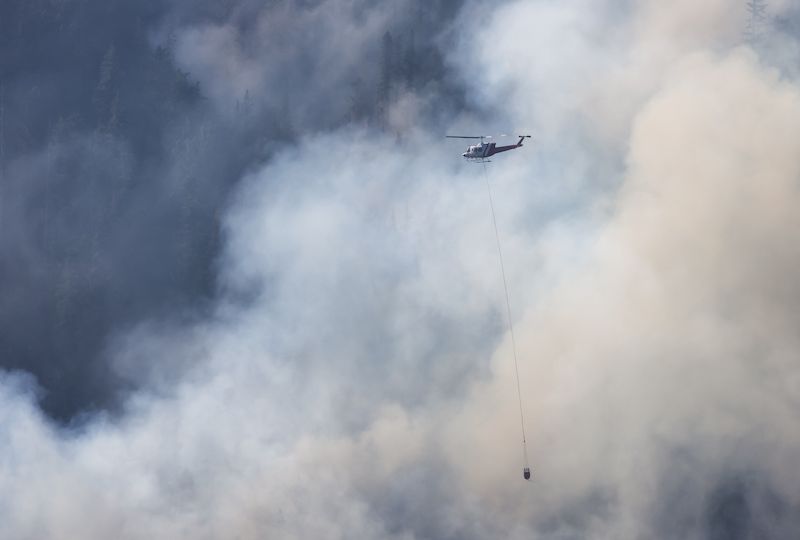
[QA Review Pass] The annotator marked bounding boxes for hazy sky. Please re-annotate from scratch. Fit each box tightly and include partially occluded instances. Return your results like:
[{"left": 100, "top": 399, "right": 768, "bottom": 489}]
[{"left": 2, "top": 1, "right": 800, "bottom": 538}]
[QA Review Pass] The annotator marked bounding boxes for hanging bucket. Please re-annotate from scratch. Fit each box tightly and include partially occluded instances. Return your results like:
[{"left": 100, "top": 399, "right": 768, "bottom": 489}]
[{"left": 523, "top": 467, "right": 531, "bottom": 480}]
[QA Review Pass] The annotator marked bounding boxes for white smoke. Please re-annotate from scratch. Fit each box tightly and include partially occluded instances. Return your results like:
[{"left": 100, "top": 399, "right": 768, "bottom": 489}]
[
  {"left": 172, "top": 0, "right": 399, "bottom": 124},
  {"left": 3, "top": 1, "right": 800, "bottom": 538}
]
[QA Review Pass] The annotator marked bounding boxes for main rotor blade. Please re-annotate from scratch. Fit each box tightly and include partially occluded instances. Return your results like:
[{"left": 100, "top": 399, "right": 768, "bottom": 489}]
[{"left": 446, "top": 135, "right": 491, "bottom": 139}]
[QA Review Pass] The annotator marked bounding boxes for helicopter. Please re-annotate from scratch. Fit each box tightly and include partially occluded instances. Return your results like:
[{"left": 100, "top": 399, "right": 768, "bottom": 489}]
[{"left": 446, "top": 134, "right": 531, "bottom": 162}]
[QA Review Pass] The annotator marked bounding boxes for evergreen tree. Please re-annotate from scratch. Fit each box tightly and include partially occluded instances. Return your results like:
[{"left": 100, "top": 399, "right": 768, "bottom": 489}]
[
  {"left": 93, "top": 45, "right": 116, "bottom": 132},
  {"left": 402, "top": 30, "right": 417, "bottom": 90},
  {"left": 0, "top": 82, "right": 5, "bottom": 230},
  {"left": 377, "top": 31, "right": 395, "bottom": 126},
  {"left": 745, "top": 0, "right": 768, "bottom": 44}
]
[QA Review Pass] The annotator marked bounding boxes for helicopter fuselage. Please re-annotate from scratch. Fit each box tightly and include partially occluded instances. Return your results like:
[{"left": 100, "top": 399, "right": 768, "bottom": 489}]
[{"left": 461, "top": 136, "right": 529, "bottom": 161}]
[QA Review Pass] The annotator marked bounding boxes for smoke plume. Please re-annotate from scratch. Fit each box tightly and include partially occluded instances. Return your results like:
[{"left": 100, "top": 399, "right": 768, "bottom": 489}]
[{"left": 2, "top": 0, "right": 800, "bottom": 538}]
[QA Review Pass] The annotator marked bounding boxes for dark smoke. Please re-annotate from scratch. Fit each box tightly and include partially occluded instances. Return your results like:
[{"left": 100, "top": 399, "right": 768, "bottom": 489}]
[{"left": 0, "top": 0, "right": 467, "bottom": 420}]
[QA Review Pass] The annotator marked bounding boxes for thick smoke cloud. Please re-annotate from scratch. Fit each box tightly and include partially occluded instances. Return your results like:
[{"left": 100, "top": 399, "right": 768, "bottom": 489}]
[
  {"left": 0, "top": 0, "right": 464, "bottom": 419},
  {"left": 2, "top": 0, "right": 800, "bottom": 538}
]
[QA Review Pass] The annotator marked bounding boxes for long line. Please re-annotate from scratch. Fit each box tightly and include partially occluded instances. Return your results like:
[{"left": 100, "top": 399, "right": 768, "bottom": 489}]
[{"left": 482, "top": 160, "right": 529, "bottom": 467}]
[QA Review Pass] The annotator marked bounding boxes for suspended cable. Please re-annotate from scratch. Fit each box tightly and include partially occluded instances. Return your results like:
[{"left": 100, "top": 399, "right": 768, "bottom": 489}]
[{"left": 482, "top": 160, "right": 531, "bottom": 479}]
